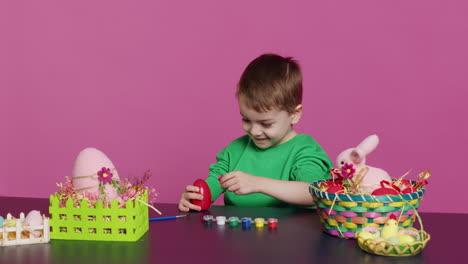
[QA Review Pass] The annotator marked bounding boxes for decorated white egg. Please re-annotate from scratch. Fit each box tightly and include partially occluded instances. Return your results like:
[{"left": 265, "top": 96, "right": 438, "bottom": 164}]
[
  {"left": 25, "top": 210, "right": 43, "bottom": 226},
  {"left": 24, "top": 210, "right": 43, "bottom": 238},
  {"left": 72, "top": 148, "right": 120, "bottom": 201}
]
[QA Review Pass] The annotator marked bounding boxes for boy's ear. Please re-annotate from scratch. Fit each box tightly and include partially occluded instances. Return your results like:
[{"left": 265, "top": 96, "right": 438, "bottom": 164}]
[{"left": 291, "top": 104, "right": 303, "bottom": 125}]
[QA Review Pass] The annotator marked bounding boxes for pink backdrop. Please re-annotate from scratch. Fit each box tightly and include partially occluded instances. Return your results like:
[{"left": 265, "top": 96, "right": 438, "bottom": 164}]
[{"left": 1, "top": 0, "right": 467, "bottom": 213}]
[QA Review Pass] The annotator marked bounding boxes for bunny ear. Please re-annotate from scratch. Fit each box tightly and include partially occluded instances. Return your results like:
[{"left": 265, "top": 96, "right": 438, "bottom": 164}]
[
  {"left": 356, "top": 134, "right": 379, "bottom": 156},
  {"left": 350, "top": 149, "right": 364, "bottom": 163}
]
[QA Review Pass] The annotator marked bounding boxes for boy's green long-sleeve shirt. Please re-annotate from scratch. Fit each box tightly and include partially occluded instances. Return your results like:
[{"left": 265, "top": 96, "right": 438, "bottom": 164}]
[{"left": 205, "top": 134, "right": 333, "bottom": 207}]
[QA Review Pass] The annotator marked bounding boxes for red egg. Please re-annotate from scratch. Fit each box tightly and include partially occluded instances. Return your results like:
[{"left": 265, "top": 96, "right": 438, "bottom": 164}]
[
  {"left": 326, "top": 185, "right": 345, "bottom": 193},
  {"left": 371, "top": 187, "right": 399, "bottom": 196},
  {"left": 191, "top": 179, "right": 212, "bottom": 211},
  {"left": 320, "top": 181, "right": 344, "bottom": 194},
  {"left": 399, "top": 180, "right": 416, "bottom": 194}
]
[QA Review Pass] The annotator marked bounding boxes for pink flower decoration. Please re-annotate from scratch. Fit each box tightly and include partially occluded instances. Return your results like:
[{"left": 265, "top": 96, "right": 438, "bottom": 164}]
[
  {"left": 119, "top": 189, "right": 137, "bottom": 202},
  {"left": 341, "top": 163, "right": 356, "bottom": 179},
  {"left": 128, "top": 189, "right": 137, "bottom": 197},
  {"left": 120, "top": 195, "right": 130, "bottom": 202},
  {"left": 97, "top": 167, "right": 113, "bottom": 184},
  {"left": 84, "top": 192, "right": 99, "bottom": 201}
]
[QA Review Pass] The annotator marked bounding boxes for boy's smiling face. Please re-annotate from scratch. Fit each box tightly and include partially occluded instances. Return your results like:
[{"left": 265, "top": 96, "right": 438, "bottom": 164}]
[{"left": 239, "top": 96, "right": 302, "bottom": 149}]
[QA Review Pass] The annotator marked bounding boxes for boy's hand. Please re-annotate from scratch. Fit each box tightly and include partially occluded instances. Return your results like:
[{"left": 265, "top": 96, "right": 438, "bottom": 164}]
[
  {"left": 219, "top": 171, "right": 262, "bottom": 195},
  {"left": 178, "top": 185, "right": 204, "bottom": 212}
]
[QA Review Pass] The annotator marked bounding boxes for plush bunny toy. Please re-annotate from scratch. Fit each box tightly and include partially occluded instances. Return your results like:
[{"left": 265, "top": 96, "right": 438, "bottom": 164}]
[{"left": 336, "top": 134, "right": 391, "bottom": 194}]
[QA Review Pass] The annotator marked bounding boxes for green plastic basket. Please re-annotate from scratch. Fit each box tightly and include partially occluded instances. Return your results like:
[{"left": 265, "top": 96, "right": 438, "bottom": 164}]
[
  {"left": 49, "top": 191, "right": 149, "bottom": 241},
  {"left": 309, "top": 180, "right": 426, "bottom": 239}
]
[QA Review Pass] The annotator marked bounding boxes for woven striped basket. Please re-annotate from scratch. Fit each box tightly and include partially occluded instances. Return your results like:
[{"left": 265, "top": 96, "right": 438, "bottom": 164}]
[{"left": 309, "top": 179, "right": 426, "bottom": 239}]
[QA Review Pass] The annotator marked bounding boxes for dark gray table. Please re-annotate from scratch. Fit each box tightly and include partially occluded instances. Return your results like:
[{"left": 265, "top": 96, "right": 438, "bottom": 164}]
[{"left": 0, "top": 196, "right": 464, "bottom": 264}]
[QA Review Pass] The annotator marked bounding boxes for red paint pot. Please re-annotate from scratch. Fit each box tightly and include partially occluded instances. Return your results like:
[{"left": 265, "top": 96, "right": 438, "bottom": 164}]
[{"left": 267, "top": 218, "right": 278, "bottom": 228}]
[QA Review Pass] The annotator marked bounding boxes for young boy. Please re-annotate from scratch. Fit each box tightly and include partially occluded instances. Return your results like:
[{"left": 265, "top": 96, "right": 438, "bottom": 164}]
[{"left": 178, "top": 54, "right": 332, "bottom": 211}]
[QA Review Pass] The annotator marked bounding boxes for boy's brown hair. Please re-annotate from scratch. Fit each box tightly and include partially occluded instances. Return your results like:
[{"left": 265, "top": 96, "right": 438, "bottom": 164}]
[{"left": 237, "top": 53, "right": 302, "bottom": 114}]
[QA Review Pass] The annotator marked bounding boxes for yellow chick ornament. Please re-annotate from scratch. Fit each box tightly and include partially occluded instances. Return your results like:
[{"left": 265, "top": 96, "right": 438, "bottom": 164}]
[{"left": 381, "top": 215, "right": 399, "bottom": 239}]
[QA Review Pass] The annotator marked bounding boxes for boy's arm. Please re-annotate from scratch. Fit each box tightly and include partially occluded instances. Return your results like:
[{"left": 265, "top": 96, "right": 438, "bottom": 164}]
[
  {"left": 275, "top": 143, "right": 333, "bottom": 205},
  {"left": 258, "top": 178, "right": 314, "bottom": 206},
  {"left": 219, "top": 140, "right": 333, "bottom": 206},
  {"left": 205, "top": 147, "right": 230, "bottom": 202},
  {"left": 220, "top": 171, "right": 314, "bottom": 206}
]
